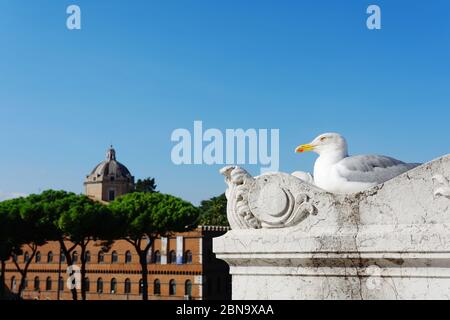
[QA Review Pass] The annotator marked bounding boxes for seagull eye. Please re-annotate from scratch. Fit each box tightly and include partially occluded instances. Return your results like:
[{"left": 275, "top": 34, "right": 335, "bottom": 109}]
[{"left": 320, "top": 137, "right": 327, "bottom": 142}]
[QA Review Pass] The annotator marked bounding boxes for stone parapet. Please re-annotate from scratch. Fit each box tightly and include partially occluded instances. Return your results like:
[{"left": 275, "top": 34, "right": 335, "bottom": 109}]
[{"left": 213, "top": 155, "right": 450, "bottom": 299}]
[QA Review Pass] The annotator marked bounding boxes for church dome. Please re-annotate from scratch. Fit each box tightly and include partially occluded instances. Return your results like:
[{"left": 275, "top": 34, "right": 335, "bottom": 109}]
[
  {"left": 84, "top": 146, "right": 135, "bottom": 203},
  {"left": 87, "top": 146, "right": 133, "bottom": 180}
]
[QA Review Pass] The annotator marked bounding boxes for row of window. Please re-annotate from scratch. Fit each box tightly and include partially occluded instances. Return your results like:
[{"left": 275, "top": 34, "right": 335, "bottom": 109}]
[
  {"left": 93, "top": 278, "right": 190, "bottom": 296},
  {"left": 16, "top": 250, "right": 194, "bottom": 265},
  {"left": 10, "top": 276, "right": 193, "bottom": 296}
]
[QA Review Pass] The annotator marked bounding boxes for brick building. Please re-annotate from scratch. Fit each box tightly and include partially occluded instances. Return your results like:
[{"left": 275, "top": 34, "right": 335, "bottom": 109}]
[
  {"left": 2, "top": 147, "right": 231, "bottom": 300},
  {"left": 4, "top": 226, "right": 230, "bottom": 300}
]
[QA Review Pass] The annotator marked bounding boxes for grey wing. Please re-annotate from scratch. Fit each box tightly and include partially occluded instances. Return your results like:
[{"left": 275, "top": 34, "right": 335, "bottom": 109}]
[{"left": 335, "top": 155, "right": 421, "bottom": 184}]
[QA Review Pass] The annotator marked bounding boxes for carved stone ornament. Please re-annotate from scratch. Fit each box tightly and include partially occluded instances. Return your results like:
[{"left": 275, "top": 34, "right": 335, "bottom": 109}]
[
  {"left": 221, "top": 155, "right": 450, "bottom": 230},
  {"left": 215, "top": 155, "right": 450, "bottom": 300},
  {"left": 220, "top": 166, "right": 318, "bottom": 229}
]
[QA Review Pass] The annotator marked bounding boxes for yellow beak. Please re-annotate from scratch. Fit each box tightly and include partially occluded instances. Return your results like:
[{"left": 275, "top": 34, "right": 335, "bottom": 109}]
[{"left": 295, "top": 144, "right": 315, "bottom": 153}]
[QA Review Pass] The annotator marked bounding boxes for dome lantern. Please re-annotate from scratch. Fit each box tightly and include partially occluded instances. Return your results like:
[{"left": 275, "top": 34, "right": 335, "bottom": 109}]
[{"left": 106, "top": 146, "right": 116, "bottom": 161}]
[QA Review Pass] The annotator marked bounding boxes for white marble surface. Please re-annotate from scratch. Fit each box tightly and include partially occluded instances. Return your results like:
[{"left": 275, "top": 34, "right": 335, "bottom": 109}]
[{"left": 214, "top": 154, "right": 450, "bottom": 300}]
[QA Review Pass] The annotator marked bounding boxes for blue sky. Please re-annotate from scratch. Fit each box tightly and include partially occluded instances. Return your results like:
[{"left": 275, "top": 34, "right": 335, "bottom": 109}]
[{"left": 0, "top": 0, "right": 449, "bottom": 204}]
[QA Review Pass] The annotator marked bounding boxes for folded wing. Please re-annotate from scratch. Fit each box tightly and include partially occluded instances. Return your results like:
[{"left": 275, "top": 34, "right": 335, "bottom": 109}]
[{"left": 336, "top": 155, "right": 420, "bottom": 184}]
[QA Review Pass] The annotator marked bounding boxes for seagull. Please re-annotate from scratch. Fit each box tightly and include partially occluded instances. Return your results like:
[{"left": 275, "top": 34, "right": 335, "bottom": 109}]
[{"left": 295, "top": 133, "right": 421, "bottom": 194}]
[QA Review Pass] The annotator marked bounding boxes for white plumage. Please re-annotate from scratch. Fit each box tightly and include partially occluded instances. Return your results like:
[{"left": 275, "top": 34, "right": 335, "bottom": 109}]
[{"left": 295, "top": 133, "right": 420, "bottom": 194}]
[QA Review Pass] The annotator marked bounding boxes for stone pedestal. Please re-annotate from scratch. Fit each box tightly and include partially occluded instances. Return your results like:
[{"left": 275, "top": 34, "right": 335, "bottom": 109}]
[{"left": 213, "top": 155, "right": 450, "bottom": 300}]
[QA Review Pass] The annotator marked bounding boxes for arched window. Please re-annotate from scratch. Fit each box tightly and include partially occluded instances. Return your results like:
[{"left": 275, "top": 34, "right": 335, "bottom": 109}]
[
  {"left": 12, "top": 254, "right": 17, "bottom": 263},
  {"left": 139, "top": 279, "right": 144, "bottom": 295},
  {"left": 124, "top": 278, "right": 131, "bottom": 294},
  {"left": 11, "top": 276, "right": 17, "bottom": 292},
  {"left": 98, "top": 251, "right": 104, "bottom": 263},
  {"left": 169, "top": 250, "right": 176, "bottom": 264},
  {"left": 35, "top": 251, "right": 41, "bottom": 263},
  {"left": 110, "top": 278, "right": 117, "bottom": 293},
  {"left": 184, "top": 250, "right": 193, "bottom": 264},
  {"left": 125, "top": 251, "right": 132, "bottom": 263},
  {"left": 169, "top": 279, "right": 176, "bottom": 296},
  {"left": 24, "top": 278, "right": 28, "bottom": 289},
  {"left": 153, "top": 279, "right": 161, "bottom": 295},
  {"left": 111, "top": 251, "right": 118, "bottom": 263},
  {"left": 154, "top": 251, "right": 161, "bottom": 264},
  {"left": 24, "top": 251, "right": 30, "bottom": 263},
  {"left": 84, "top": 251, "right": 91, "bottom": 263},
  {"left": 97, "top": 278, "right": 103, "bottom": 293},
  {"left": 58, "top": 277, "right": 64, "bottom": 291},
  {"left": 34, "top": 277, "right": 40, "bottom": 291},
  {"left": 84, "top": 277, "right": 90, "bottom": 292},
  {"left": 47, "top": 251, "right": 53, "bottom": 263},
  {"left": 46, "top": 277, "right": 52, "bottom": 291},
  {"left": 72, "top": 251, "right": 78, "bottom": 264},
  {"left": 185, "top": 280, "right": 192, "bottom": 296},
  {"left": 60, "top": 251, "right": 66, "bottom": 263}
]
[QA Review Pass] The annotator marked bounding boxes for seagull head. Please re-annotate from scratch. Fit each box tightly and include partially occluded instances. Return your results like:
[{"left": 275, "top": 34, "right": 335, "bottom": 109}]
[{"left": 295, "top": 133, "right": 348, "bottom": 156}]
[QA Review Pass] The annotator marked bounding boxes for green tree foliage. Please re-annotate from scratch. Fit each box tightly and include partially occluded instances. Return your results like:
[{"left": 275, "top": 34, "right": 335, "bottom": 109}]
[
  {"left": 109, "top": 192, "right": 199, "bottom": 300},
  {"left": 25, "top": 190, "right": 81, "bottom": 300},
  {"left": 30, "top": 190, "right": 117, "bottom": 300},
  {"left": 134, "top": 177, "right": 157, "bottom": 193},
  {"left": 0, "top": 195, "right": 56, "bottom": 298},
  {"left": 198, "top": 193, "right": 229, "bottom": 226},
  {"left": 0, "top": 190, "right": 116, "bottom": 300},
  {"left": 1, "top": 189, "right": 206, "bottom": 301},
  {"left": 57, "top": 195, "right": 117, "bottom": 300}
]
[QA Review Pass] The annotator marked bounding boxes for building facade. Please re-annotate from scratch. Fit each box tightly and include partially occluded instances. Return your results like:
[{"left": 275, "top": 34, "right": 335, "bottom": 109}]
[
  {"left": 2, "top": 147, "right": 231, "bottom": 300},
  {"left": 4, "top": 226, "right": 230, "bottom": 300}
]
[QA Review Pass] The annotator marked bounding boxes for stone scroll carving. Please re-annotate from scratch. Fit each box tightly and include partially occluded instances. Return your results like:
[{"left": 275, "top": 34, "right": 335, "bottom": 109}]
[
  {"left": 221, "top": 154, "right": 450, "bottom": 230},
  {"left": 220, "top": 166, "right": 318, "bottom": 229},
  {"left": 220, "top": 166, "right": 261, "bottom": 229}
]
